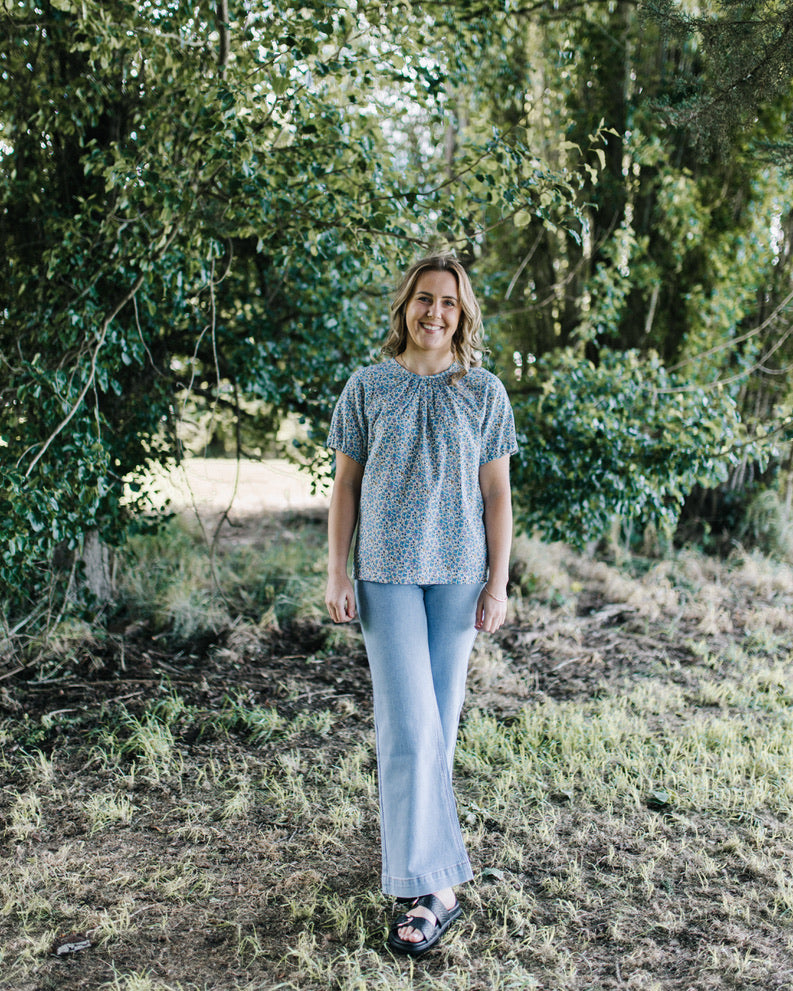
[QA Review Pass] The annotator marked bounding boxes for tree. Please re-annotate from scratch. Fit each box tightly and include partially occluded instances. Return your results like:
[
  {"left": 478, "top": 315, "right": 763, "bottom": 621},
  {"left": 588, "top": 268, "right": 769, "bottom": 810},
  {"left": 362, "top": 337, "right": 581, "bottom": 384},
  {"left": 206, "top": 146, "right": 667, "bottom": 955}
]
[
  {"left": 645, "top": 0, "right": 793, "bottom": 157},
  {"left": 0, "top": 0, "right": 579, "bottom": 627},
  {"left": 440, "top": 0, "right": 793, "bottom": 544}
]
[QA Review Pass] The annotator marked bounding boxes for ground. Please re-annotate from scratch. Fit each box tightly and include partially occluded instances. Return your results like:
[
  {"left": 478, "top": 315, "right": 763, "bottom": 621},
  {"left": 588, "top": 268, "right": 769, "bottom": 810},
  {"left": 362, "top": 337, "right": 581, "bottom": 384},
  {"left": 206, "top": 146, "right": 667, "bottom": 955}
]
[{"left": 2, "top": 462, "right": 793, "bottom": 991}]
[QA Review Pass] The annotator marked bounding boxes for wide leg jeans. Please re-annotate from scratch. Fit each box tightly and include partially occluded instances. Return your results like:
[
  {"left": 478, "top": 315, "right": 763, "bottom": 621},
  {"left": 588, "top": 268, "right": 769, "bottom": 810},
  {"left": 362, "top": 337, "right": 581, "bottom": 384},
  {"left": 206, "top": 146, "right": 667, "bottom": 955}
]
[{"left": 356, "top": 580, "right": 481, "bottom": 898}]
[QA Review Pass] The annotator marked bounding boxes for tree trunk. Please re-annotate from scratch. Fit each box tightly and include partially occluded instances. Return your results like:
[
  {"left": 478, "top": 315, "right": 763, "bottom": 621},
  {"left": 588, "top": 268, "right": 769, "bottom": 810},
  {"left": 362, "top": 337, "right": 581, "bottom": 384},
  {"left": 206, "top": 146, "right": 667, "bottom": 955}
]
[{"left": 81, "top": 529, "right": 115, "bottom": 603}]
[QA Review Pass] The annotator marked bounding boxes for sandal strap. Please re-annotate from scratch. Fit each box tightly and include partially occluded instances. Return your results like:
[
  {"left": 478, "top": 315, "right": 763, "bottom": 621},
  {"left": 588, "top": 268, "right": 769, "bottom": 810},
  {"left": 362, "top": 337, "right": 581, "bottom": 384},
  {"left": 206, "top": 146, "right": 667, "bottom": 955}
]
[
  {"left": 414, "top": 893, "right": 454, "bottom": 927},
  {"left": 394, "top": 912, "right": 435, "bottom": 941}
]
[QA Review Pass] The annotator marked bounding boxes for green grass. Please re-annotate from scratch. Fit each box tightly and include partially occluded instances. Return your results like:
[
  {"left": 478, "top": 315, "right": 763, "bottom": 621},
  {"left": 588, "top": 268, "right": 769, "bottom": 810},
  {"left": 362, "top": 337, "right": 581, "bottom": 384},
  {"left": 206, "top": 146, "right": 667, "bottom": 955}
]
[
  {"left": 3, "top": 515, "right": 793, "bottom": 990},
  {"left": 117, "top": 513, "right": 329, "bottom": 639}
]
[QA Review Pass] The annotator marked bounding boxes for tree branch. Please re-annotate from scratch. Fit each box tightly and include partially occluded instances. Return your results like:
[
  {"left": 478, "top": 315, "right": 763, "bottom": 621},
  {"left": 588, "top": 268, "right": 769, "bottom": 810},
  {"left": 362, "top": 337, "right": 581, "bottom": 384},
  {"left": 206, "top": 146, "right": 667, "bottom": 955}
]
[
  {"left": 22, "top": 222, "right": 184, "bottom": 478},
  {"left": 217, "top": 0, "right": 230, "bottom": 80}
]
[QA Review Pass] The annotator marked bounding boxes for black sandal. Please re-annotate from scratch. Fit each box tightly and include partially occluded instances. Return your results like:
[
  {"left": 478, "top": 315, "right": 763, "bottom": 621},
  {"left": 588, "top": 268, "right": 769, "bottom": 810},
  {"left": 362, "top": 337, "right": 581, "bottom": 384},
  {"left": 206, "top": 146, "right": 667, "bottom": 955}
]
[{"left": 387, "top": 893, "right": 462, "bottom": 957}]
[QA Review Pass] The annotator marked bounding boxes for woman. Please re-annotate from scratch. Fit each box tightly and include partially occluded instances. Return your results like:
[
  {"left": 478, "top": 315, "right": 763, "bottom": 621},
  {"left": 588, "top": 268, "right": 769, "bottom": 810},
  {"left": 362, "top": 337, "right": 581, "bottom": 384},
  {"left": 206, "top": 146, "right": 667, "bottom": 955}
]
[{"left": 325, "top": 254, "right": 516, "bottom": 956}]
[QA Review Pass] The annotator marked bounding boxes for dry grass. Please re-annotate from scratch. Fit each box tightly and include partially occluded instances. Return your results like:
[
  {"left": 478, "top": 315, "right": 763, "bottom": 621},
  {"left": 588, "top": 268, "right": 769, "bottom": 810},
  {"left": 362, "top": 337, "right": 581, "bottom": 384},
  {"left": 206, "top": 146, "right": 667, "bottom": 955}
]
[{"left": 3, "top": 505, "right": 793, "bottom": 990}]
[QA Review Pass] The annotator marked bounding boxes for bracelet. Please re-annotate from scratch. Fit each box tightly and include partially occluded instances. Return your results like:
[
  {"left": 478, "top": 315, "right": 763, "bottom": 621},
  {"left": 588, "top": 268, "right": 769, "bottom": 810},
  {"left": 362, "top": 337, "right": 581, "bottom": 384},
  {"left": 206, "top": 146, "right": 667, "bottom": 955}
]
[{"left": 484, "top": 586, "right": 508, "bottom": 603}]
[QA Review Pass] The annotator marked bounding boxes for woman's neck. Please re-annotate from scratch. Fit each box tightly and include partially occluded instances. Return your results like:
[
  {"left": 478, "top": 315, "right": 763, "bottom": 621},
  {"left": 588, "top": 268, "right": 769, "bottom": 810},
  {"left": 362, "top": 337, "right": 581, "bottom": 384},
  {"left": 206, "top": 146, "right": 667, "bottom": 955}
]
[{"left": 395, "top": 349, "right": 454, "bottom": 377}]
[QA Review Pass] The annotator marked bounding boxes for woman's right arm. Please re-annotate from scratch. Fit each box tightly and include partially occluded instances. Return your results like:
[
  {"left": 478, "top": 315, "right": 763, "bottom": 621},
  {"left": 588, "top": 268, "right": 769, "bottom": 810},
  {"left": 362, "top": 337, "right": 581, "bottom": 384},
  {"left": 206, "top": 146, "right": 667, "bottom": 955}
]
[{"left": 325, "top": 451, "right": 364, "bottom": 623}]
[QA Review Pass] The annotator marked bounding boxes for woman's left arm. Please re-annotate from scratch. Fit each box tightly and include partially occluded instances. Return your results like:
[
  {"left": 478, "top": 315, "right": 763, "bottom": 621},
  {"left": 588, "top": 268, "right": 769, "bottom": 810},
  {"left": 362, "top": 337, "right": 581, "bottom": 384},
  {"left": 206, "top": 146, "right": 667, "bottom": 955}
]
[{"left": 476, "top": 453, "right": 513, "bottom": 633}]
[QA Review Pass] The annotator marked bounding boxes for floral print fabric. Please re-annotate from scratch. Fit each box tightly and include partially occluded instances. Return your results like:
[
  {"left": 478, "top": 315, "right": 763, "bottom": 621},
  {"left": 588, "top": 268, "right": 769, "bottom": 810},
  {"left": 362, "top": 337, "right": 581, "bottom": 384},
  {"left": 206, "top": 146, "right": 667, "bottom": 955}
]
[{"left": 327, "top": 359, "right": 518, "bottom": 584}]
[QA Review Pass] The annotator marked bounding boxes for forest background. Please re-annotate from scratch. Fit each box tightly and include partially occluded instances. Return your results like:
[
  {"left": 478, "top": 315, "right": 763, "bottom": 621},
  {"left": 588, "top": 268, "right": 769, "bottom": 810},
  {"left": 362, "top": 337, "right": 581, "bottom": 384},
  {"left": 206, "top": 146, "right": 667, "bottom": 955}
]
[{"left": 4, "top": 0, "right": 793, "bottom": 636}]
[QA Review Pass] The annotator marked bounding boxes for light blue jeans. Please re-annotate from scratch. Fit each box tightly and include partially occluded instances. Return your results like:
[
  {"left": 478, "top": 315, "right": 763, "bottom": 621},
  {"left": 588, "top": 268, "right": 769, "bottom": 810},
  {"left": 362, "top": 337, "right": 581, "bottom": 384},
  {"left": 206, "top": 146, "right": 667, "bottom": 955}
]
[{"left": 356, "top": 580, "right": 482, "bottom": 898}]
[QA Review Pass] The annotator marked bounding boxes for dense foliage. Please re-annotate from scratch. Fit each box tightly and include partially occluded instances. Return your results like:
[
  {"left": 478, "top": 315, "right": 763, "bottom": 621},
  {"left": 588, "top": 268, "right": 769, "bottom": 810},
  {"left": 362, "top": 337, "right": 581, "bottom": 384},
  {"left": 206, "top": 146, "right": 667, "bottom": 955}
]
[
  {"left": 0, "top": 0, "right": 577, "bottom": 622},
  {"left": 511, "top": 349, "right": 742, "bottom": 546},
  {"left": 3, "top": 0, "right": 793, "bottom": 633},
  {"left": 473, "top": 0, "right": 793, "bottom": 541}
]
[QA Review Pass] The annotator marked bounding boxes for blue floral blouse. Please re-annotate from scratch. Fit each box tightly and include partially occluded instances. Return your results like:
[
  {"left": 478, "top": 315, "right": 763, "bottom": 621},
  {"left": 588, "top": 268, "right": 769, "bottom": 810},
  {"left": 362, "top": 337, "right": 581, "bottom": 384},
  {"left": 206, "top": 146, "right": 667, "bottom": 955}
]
[{"left": 327, "top": 359, "right": 518, "bottom": 584}]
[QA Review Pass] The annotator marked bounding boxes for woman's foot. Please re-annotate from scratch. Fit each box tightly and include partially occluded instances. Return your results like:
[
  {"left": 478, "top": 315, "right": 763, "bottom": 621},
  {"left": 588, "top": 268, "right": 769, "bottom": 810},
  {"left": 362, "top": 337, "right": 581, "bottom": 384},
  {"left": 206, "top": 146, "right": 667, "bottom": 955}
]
[
  {"left": 387, "top": 889, "right": 462, "bottom": 956},
  {"left": 397, "top": 887, "right": 456, "bottom": 943}
]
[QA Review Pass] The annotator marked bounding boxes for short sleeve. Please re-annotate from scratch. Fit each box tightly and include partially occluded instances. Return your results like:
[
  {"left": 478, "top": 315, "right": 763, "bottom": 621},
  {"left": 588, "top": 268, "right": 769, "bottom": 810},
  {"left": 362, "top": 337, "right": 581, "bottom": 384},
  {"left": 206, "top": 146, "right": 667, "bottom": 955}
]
[
  {"left": 481, "top": 378, "right": 518, "bottom": 465},
  {"left": 327, "top": 371, "right": 368, "bottom": 466}
]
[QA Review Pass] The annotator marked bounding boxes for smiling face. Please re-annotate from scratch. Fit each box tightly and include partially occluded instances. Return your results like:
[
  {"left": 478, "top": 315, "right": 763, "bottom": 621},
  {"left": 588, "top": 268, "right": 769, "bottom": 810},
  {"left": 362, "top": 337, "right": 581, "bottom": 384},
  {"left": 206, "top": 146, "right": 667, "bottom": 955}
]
[{"left": 403, "top": 269, "right": 462, "bottom": 364}]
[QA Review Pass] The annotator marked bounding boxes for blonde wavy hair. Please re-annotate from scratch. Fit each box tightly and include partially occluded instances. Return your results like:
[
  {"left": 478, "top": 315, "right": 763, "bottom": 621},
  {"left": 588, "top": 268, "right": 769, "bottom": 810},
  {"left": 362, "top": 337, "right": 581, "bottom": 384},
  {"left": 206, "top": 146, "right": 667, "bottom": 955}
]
[{"left": 381, "top": 254, "right": 485, "bottom": 382}]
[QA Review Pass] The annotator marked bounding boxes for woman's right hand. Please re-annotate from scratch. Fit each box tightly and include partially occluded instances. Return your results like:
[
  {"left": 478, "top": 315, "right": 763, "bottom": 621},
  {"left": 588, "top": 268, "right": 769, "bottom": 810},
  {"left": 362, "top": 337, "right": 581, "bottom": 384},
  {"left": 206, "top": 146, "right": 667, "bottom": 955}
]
[
  {"left": 325, "top": 452, "right": 363, "bottom": 625},
  {"left": 325, "top": 573, "right": 357, "bottom": 624}
]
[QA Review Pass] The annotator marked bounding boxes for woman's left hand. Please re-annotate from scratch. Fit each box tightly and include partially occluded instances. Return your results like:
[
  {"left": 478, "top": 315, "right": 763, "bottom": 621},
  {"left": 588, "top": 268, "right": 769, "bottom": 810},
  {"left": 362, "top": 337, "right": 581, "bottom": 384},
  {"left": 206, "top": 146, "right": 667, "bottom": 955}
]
[{"left": 475, "top": 586, "right": 508, "bottom": 633}]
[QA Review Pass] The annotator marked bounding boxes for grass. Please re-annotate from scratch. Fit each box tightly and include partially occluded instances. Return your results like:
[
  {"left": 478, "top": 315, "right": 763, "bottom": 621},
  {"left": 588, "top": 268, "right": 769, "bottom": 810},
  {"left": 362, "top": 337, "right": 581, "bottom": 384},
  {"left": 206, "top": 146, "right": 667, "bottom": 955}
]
[
  {"left": 118, "top": 511, "right": 329, "bottom": 638},
  {"left": 3, "top": 509, "right": 793, "bottom": 989}
]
